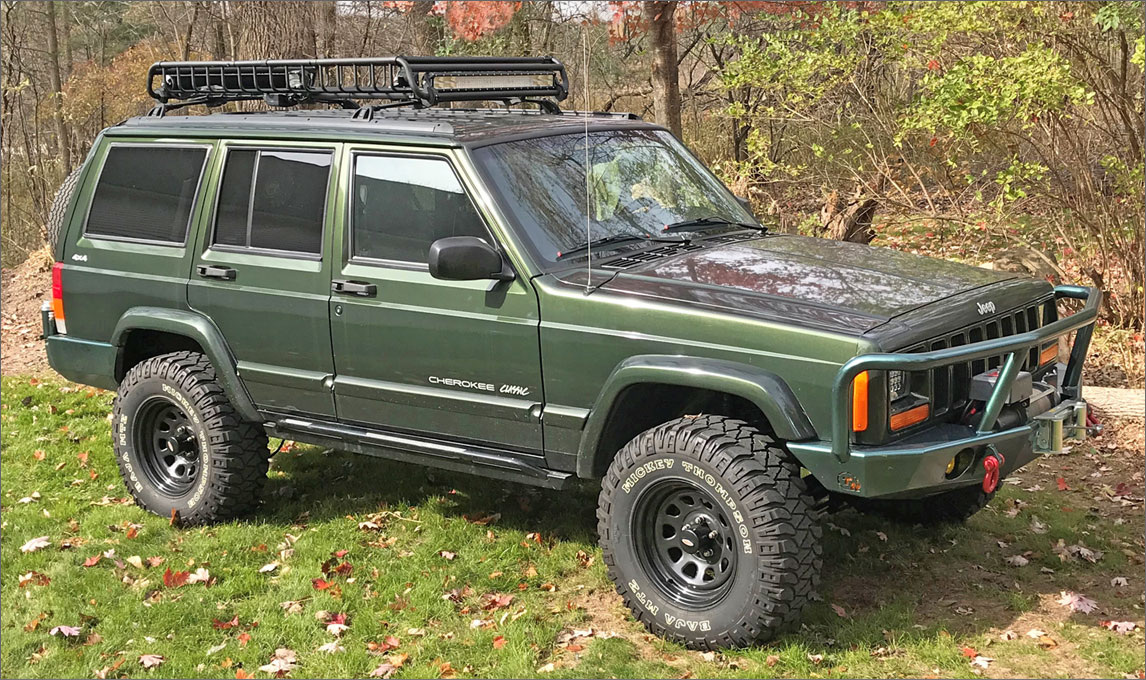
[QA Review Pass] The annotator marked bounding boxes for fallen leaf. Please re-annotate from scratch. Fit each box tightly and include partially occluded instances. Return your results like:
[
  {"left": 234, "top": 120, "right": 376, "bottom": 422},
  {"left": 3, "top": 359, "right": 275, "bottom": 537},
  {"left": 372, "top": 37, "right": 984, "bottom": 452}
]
[
  {"left": 1057, "top": 591, "right": 1098, "bottom": 614},
  {"left": 1026, "top": 629, "right": 1047, "bottom": 639},
  {"left": 18, "top": 571, "right": 50, "bottom": 588},
  {"left": 237, "top": 632, "right": 252, "bottom": 646},
  {"left": 213, "top": 616, "right": 240, "bottom": 630},
  {"left": 1111, "top": 577, "right": 1129, "bottom": 588},
  {"left": 765, "top": 654, "right": 780, "bottom": 667},
  {"left": 970, "top": 655, "right": 993, "bottom": 669},
  {"left": 438, "top": 550, "right": 457, "bottom": 561},
  {"left": 21, "top": 536, "right": 50, "bottom": 553},
  {"left": 50, "top": 625, "right": 81, "bottom": 638},
  {"left": 369, "top": 663, "right": 396, "bottom": 678},
  {"left": 1056, "top": 477, "right": 1069, "bottom": 491},
  {"left": 493, "top": 635, "right": 507, "bottom": 649},
  {"left": 163, "top": 568, "right": 190, "bottom": 588},
  {"left": 258, "top": 648, "right": 297, "bottom": 676},
  {"left": 1030, "top": 518, "right": 1049, "bottom": 534},
  {"left": 1102, "top": 620, "right": 1137, "bottom": 635},
  {"left": 139, "top": 654, "right": 165, "bottom": 669},
  {"left": 481, "top": 592, "right": 514, "bottom": 611},
  {"left": 537, "top": 662, "right": 556, "bottom": 673},
  {"left": 875, "top": 531, "right": 888, "bottom": 542},
  {"left": 831, "top": 603, "right": 848, "bottom": 618},
  {"left": 961, "top": 646, "right": 978, "bottom": 659},
  {"left": 260, "top": 562, "right": 279, "bottom": 574},
  {"left": 187, "top": 567, "right": 211, "bottom": 584},
  {"left": 999, "top": 630, "right": 1018, "bottom": 641},
  {"left": 317, "top": 641, "right": 344, "bottom": 654},
  {"left": 1005, "top": 554, "right": 1029, "bottom": 567},
  {"left": 807, "top": 653, "right": 824, "bottom": 665},
  {"left": 207, "top": 643, "right": 228, "bottom": 655}
]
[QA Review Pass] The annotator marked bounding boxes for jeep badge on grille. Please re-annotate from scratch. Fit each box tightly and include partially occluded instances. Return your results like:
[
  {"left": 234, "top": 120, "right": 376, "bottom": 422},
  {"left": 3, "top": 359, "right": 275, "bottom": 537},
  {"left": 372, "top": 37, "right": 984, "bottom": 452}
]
[{"left": 976, "top": 301, "right": 997, "bottom": 316}]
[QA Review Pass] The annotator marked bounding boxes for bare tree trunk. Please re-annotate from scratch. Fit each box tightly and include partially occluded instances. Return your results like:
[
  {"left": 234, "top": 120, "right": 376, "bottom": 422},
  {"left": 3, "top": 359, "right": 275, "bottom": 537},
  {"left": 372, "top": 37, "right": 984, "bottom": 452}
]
[
  {"left": 44, "top": 1, "right": 70, "bottom": 171},
  {"left": 407, "top": 0, "right": 436, "bottom": 55},
  {"left": 319, "top": 1, "right": 337, "bottom": 57},
  {"left": 59, "top": 1, "right": 71, "bottom": 78},
  {"left": 181, "top": 2, "right": 199, "bottom": 60},
  {"left": 643, "top": 1, "right": 681, "bottom": 137}
]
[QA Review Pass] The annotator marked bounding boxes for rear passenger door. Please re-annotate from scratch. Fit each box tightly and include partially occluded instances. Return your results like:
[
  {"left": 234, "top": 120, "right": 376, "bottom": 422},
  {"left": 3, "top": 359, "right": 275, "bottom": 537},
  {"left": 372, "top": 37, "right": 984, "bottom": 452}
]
[
  {"left": 329, "top": 147, "right": 544, "bottom": 454},
  {"left": 188, "top": 142, "right": 339, "bottom": 417}
]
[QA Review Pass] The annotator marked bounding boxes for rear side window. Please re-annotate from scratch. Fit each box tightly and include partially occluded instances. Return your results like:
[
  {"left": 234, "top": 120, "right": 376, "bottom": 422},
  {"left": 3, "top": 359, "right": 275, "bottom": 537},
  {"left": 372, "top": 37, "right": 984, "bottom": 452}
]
[
  {"left": 85, "top": 145, "right": 208, "bottom": 243},
  {"left": 351, "top": 154, "right": 488, "bottom": 263},
  {"left": 213, "top": 148, "right": 332, "bottom": 256}
]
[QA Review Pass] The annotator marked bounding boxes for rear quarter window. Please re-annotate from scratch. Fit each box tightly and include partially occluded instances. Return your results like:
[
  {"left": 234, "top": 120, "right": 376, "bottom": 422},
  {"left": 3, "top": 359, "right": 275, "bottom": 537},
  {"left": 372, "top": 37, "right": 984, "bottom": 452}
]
[{"left": 84, "top": 144, "right": 209, "bottom": 244}]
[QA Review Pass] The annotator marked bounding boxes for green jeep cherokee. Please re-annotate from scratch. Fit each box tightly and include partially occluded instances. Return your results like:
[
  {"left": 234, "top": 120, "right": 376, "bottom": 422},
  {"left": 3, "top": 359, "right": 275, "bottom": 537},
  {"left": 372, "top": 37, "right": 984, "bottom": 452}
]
[{"left": 43, "top": 56, "right": 1100, "bottom": 650}]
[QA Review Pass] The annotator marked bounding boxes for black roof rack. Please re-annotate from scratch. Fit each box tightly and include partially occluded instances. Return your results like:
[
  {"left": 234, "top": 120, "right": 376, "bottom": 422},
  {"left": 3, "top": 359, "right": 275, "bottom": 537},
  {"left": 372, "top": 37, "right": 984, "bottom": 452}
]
[{"left": 146, "top": 56, "right": 569, "bottom": 116}]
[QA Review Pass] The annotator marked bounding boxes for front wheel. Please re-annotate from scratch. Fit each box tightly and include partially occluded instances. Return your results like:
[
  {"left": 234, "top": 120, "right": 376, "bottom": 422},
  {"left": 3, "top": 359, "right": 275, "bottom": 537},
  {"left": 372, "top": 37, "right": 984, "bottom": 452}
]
[{"left": 597, "top": 416, "right": 822, "bottom": 650}]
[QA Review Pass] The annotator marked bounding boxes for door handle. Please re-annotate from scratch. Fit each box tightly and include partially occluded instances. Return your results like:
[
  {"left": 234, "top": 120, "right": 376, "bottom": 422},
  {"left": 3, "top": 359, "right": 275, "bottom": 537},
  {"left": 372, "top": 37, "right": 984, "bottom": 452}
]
[
  {"left": 331, "top": 279, "right": 377, "bottom": 297},
  {"left": 197, "top": 264, "right": 237, "bottom": 280}
]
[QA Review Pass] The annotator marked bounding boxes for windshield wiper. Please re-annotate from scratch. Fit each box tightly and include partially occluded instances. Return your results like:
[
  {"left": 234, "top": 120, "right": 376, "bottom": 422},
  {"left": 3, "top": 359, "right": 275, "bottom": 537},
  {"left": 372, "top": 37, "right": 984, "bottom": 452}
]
[
  {"left": 661, "top": 216, "right": 767, "bottom": 235},
  {"left": 555, "top": 233, "right": 683, "bottom": 261}
]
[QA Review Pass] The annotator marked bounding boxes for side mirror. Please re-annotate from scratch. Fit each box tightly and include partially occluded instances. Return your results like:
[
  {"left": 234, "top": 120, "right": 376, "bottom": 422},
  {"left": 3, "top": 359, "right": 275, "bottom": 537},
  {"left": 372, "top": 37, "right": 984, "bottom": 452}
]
[{"left": 428, "top": 236, "right": 514, "bottom": 282}]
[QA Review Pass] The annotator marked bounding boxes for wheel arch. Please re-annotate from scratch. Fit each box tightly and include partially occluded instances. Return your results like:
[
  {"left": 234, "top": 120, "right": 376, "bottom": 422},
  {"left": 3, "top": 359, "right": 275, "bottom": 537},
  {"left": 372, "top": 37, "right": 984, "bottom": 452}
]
[
  {"left": 111, "top": 307, "right": 261, "bottom": 422},
  {"left": 575, "top": 355, "right": 816, "bottom": 478}
]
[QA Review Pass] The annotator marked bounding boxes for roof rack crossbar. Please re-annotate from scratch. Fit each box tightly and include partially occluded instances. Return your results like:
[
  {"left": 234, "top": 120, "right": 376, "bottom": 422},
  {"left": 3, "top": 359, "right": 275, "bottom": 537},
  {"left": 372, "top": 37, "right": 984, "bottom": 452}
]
[{"left": 146, "top": 56, "right": 568, "bottom": 115}]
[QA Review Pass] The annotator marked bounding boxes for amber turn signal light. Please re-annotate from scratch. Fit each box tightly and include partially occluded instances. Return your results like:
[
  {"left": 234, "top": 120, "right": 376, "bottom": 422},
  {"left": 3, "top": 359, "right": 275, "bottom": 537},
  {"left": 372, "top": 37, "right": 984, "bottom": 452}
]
[
  {"left": 852, "top": 371, "right": 869, "bottom": 432},
  {"left": 1040, "top": 344, "right": 1058, "bottom": 366},
  {"left": 890, "top": 403, "right": 930, "bottom": 431}
]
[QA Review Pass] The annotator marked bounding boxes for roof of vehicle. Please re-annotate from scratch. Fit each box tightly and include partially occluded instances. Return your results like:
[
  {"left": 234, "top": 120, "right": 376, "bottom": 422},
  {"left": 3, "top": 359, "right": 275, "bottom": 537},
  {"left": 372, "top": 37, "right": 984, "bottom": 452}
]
[{"left": 110, "top": 107, "right": 655, "bottom": 147}]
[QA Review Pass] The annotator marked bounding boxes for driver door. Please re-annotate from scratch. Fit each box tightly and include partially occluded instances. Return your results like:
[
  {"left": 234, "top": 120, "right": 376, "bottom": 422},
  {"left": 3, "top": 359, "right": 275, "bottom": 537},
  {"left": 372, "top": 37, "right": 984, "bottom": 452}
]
[{"left": 329, "top": 147, "right": 544, "bottom": 455}]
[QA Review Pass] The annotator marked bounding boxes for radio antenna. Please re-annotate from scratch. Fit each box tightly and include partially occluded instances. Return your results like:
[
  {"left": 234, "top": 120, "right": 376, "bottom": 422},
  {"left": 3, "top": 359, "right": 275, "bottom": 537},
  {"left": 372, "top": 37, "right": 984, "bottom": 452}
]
[{"left": 582, "top": 25, "right": 592, "bottom": 293}]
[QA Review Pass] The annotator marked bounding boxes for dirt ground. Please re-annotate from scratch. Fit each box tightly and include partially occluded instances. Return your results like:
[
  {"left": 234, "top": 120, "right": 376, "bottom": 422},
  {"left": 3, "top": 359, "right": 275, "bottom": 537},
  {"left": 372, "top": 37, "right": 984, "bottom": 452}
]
[{"left": 0, "top": 249, "right": 52, "bottom": 376}]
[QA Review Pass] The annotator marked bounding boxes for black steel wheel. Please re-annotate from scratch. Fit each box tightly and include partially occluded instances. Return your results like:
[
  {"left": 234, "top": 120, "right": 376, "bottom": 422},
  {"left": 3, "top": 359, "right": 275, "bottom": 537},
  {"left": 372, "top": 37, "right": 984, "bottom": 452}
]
[
  {"left": 633, "top": 480, "right": 738, "bottom": 608},
  {"left": 134, "top": 396, "right": 202, "bottom": 497},
  {"left": 598, "top": 415, "right": 822, "bottom": 650},
  {"left": 113, "top": 351, "right": 270, "bottom": 525}
]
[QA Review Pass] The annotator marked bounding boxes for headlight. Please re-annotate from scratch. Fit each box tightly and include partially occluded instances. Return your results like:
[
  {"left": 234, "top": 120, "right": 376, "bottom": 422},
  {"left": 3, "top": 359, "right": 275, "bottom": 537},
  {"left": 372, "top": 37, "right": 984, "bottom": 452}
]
[{"left": 888, "top": 370, "right": 909, "bottom": 402}]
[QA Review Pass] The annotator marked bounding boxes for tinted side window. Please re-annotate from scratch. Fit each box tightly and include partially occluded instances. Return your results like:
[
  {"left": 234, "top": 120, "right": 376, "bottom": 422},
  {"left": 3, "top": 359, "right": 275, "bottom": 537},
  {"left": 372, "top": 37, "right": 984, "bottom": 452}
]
[
  {"left": 212, "top": 148, "right": 332, "bottom": 255},
  {"left": 85, "top": 145, "right": 208, "bottom": 243},
  {"left": 352, "top": 155, "right": 488, "bottom": 263}
]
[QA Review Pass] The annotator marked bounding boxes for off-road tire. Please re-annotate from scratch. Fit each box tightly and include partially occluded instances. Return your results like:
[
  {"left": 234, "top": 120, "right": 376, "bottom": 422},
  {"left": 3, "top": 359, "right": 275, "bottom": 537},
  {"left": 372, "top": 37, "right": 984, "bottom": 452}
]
[
  {"left": 112, "top": 351, "right": 269, "bottom": 525},
  {"left": 46, "top": 166, "right": 83, "bottom": 249},
  {"left": 850, "top": 485, "right": 995, "bottom": 525},
  {"left": 598, "top": 415, "right": 822, "bottom": 650}
]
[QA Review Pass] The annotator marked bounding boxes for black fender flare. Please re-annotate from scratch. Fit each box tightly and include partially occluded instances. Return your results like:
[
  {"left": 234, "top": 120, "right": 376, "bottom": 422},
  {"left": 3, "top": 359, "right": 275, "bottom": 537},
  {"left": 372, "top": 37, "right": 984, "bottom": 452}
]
[
  {"left": 111, "top": 307, "right": 261, "bottom": 423},
  {"left": 575, "top": 355, "right": 816, "bottom": 478}
]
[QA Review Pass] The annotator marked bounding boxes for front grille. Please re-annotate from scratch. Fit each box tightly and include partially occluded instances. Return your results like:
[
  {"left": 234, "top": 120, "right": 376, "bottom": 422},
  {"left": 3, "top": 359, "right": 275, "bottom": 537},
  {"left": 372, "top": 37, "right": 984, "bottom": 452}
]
[{"left": 914, "top": 297, "right": 1057, "bottom": 419}]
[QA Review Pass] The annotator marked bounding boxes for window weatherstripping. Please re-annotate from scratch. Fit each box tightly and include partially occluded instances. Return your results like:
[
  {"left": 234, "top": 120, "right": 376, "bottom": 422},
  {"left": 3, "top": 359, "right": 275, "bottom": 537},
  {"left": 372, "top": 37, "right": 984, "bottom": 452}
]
[
  {"left": 209, "top": 146, "right": 334, "bottom": 259},
  {"left": 348, "top": 152, "right": 494, "bottom": 267},
  {"left": 81, "top": 142, "right": 212, "bottom": 246}
]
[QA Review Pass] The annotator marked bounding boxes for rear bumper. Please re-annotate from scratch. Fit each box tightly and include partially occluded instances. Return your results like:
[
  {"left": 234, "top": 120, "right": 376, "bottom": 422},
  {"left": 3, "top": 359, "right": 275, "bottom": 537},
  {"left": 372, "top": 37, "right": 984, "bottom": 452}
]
[
  {"left": 44, "top": 335, "right": 118, "bottom": 391},
  {"left": 790, "top": 285, "right": 1100, "bottom": 499}
]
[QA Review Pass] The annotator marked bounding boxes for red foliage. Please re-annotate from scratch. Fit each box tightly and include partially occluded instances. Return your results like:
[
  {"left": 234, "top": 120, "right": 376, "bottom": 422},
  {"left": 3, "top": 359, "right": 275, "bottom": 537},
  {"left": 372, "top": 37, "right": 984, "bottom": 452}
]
[{"left": 445, "top": 2, "right": 521, "bottom": 41}]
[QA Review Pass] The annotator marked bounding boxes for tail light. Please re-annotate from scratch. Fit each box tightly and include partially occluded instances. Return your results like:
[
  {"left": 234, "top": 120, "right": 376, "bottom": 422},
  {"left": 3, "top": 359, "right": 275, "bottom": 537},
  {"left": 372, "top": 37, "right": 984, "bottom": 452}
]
[
  {"left": 51, "top": 262, "right": 67, "bottom": 334},
  {"left": 851, "top": 371, "right": 869, "bottom": 432}
]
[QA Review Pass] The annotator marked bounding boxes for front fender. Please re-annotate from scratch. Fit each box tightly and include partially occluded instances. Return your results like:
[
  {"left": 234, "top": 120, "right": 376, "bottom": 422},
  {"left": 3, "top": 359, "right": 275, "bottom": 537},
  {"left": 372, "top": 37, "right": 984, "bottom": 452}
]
[
  {"left": 111, "top": 307, "right": 261, "bottom": 422},
  {"left": 575, "top": 355, "right": 816, "bottom": 478}
]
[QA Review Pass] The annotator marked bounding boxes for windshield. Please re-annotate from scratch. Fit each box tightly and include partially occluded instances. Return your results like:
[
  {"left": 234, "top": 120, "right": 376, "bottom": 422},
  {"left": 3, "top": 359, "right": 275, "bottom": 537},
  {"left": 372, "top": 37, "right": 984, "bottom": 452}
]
[{"left": 472, "top": 129, "right": 756, "bottom": 265}]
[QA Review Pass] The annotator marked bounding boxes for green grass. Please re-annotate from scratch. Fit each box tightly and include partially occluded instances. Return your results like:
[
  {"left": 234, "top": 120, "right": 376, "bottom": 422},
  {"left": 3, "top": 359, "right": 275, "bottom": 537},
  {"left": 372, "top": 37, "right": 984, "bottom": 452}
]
[{"left": 2, "top": 376, "right": 1143, "bottom": 679}]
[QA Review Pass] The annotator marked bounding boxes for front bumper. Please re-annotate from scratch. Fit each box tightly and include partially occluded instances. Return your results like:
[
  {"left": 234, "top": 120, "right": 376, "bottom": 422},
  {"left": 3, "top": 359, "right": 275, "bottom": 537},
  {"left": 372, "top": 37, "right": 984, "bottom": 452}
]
[{"left": 790, "top": 285, "right": 1101, "bottom": 499}]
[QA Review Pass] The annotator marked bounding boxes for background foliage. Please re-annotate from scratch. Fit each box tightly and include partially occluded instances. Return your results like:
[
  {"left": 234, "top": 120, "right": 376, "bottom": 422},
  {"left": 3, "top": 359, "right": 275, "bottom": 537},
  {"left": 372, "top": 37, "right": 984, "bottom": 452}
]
[{"left": 1, "top": 0, "right": 1143, "bottom": 328}]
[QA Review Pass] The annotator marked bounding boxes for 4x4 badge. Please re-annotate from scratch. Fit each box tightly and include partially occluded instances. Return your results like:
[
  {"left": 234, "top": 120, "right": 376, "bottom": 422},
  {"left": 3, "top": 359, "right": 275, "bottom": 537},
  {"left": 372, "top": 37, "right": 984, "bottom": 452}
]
[{"left": 976, "top": 301, "right": 996, "bottom": 316}]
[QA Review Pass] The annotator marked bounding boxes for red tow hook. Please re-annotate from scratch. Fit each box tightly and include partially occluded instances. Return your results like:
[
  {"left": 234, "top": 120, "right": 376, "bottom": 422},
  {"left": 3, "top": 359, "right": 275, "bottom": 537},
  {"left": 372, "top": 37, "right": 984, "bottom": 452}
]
[{"left": 982, "top": 451, "right": 1005, "bottom": 494}]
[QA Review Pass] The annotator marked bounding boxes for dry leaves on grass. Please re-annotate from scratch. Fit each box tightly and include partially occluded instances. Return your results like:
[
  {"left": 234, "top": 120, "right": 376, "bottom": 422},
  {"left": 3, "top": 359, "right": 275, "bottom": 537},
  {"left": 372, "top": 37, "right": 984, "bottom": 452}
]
[
  {"left": 138, "top": 654, "right": 165, "bottom": 669},
  {"left": 258, "top": 648, "right": 298, "bottom": 677},
  {"left": 20, "top": 536, "right": 50, "bottom": 553},
  {"left": 49, "top": 625, "right": 80, "bottom": 638},
  {"left": 1102, "top": 620, "right": 1138, "bottom": 634},
  {"left": 1057, "top": 591, "right": 1099, "bottom": 614}
]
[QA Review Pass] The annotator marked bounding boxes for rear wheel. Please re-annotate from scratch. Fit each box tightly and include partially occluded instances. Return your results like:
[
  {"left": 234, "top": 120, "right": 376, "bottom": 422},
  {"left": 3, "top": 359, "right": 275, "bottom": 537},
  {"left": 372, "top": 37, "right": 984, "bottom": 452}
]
[
  {"left": 597, "top": 415, "right": 821, "bottom": 649},
  {"left": 850, "top": 485, "right": 994, "bottom": 525},
  {"left": 113, "top": 351, "right": 269, "bottom": 525},
  {"left": 46, "top": 166, "right": 83, "bottom": 249}
]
